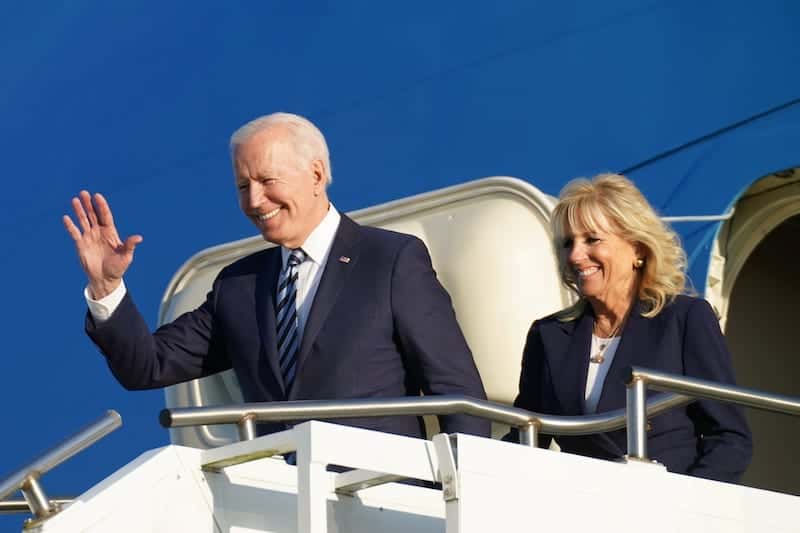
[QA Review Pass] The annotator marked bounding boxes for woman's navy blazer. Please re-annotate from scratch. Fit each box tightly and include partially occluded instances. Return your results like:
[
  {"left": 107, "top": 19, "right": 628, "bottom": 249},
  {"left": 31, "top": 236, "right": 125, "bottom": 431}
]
[{"left": 512, "top": 295, "right": 752, "bottom": 482}]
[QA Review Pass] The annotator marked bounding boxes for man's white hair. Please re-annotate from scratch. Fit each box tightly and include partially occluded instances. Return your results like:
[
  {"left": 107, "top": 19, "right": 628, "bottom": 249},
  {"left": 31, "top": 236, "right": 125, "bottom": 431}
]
[{"left": 229, "top": 112, "right": 332, "bottom": 185}]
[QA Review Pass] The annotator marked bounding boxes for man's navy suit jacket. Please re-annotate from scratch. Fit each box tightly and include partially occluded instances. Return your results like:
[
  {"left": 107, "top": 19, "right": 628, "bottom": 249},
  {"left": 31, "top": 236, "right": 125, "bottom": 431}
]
[
  {"left": 87, "top": 214, "right": 490, "bottom": 438},
  {"left": 512, "top": 295, "right": 752, "bottom": 482}
]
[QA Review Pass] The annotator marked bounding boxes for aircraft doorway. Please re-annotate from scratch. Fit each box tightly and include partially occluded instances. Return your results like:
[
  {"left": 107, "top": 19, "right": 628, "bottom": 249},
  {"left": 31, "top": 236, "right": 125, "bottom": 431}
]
[{"left": 723, "top": 204, "right": 800, "bottom": 493}]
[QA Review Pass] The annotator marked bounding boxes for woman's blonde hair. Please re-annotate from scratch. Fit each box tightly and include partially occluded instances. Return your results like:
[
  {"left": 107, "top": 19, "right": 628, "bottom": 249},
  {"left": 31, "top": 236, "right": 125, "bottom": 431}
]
[{"left": 551, "top": 173, "right": 688, "bottom": 320}]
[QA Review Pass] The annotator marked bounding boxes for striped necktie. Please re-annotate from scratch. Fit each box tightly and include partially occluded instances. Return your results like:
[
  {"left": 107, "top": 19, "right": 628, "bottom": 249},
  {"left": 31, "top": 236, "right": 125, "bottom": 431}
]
[{"left": 276, "top": 248, "right": 306, "bottom": 391}]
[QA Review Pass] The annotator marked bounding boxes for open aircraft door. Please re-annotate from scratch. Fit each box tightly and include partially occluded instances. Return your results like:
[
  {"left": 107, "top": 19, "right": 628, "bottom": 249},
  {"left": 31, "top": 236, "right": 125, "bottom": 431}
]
[{"left": 705, "top": 168, "right": 800, "bottom": 494}]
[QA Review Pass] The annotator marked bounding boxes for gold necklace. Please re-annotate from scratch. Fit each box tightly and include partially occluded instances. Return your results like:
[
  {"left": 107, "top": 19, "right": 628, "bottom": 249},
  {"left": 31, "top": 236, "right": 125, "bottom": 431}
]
[{"left": 589, "top": 321, "right": 623, "bottom": 364}]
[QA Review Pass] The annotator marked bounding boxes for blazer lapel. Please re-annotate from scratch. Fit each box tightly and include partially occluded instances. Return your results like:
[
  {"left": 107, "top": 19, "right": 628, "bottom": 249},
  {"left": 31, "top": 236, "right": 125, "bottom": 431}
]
[
  {"left": 255, "top": 248, "right": 286, "bottom": 397},
  {"left": 549, "top": 310, "right": 593, "bottom": 416},
  {"left": 551, "top": 305, "right": 625, "bottom": 458},
  {"left": 596, "top": 301, "right": 648, "bottom": 413},
  {"left": 288, "top": 215, "right": 361, "bottom": 398}
]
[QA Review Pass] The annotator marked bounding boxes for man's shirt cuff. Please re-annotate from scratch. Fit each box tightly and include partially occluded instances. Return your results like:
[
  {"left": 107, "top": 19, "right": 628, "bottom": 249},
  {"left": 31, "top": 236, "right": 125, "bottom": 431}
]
[{"left": 85, "top": 280, "right": 127, "bottom": 322}]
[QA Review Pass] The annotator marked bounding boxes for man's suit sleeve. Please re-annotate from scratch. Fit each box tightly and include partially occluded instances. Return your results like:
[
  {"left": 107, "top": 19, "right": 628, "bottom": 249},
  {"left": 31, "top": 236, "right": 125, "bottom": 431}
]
[
  {"left": 86, "top": 278, "right": 231, "bottom": 390},
  {"left": 682, "top": 298, "right": 753, "bottom": 482},
  {"left": 390, "top": 236, "right": 491, "bottom": 437}
]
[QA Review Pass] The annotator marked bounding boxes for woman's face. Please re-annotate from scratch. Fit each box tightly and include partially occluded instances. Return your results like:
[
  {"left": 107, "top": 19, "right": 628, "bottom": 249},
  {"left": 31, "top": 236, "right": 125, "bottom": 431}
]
[{"left": 561, "top": 218, "right": 641, "bottom": 308}]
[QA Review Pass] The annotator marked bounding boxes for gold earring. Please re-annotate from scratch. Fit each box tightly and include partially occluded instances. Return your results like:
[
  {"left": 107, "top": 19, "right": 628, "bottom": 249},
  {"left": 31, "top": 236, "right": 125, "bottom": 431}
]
[{"left": 634, "top": 258, "right": 644, "bottom": 269}]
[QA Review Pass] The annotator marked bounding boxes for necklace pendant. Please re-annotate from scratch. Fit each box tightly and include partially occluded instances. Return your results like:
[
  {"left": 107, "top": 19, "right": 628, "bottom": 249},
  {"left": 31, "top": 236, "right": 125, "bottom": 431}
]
[{"left": 590, "top": 353, "right": 605, "bottom": 364}]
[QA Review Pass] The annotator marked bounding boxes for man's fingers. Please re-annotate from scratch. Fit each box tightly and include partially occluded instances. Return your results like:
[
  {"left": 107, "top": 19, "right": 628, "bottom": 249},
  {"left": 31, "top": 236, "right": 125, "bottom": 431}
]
[
  {"left": 72, "top": 196, "right": 91, "bottom": 233},
  {"left": 79, "top": 190, "right": 99, "bottom": 227},
  {"left": 123, "top": 234, "right": 143, "bottom": 254},
  {"left": 62, "top": 215, "right": 82, "bottom": 241},
  {"left": 94, "top": 193, "right": 115, "bottom": 226}
]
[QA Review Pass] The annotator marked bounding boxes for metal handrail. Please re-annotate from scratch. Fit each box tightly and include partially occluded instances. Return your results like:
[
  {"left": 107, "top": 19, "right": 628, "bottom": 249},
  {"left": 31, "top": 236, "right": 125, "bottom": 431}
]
[
  {"left": 0, "top": 499, "right": 72, "bottom": 515},
  {"left": 160, "top": 393, "right": 693, "bottom": 447},
  {"left": 0, "top": 411, "right": 122, "bottom": 520},
  {"left": 625, "top": 366, "right": 800, "bottom": 460}
]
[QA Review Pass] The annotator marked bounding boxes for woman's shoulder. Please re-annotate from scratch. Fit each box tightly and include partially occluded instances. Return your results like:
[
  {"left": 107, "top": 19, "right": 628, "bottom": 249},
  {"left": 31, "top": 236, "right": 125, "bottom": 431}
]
[
  {"left": 522, "top": 312, "right": 574, "bottom": 350},
  {"left": 530, "top": 306, "right": 583, "bottom": 333},
  {"left": 657, "top": 294, "right": 718, "bottom": 320}
]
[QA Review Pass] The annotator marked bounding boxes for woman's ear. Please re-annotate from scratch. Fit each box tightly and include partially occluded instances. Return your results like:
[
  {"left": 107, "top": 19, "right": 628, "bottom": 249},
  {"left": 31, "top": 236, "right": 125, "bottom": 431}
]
[{"left": 633, "top": 243, "right": 647, "bottom": 269}]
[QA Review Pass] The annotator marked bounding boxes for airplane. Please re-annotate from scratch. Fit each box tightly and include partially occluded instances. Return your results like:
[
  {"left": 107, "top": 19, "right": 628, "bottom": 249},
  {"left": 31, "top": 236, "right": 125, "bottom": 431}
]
[{"left": 0, "top": 1, "right": 798, "bottom": 530}]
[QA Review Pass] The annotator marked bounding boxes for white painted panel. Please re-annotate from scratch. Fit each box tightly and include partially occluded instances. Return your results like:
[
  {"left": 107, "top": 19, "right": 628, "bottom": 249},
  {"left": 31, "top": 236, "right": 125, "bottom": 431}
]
[
  {"left": 37, "top": 447, "right": 218, "bottom": 533},
  {"left": 450, "top": 433, "right": 800, "bottom": 533},
  {"left": 35, "top": 424, "right": 800, "bottom": 533}
]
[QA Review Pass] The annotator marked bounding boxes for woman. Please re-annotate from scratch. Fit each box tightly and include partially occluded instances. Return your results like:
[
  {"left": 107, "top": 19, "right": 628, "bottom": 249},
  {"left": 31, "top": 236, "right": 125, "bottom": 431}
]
[{"left": 512, "top": 173, "right": 752, "bottom": 482}]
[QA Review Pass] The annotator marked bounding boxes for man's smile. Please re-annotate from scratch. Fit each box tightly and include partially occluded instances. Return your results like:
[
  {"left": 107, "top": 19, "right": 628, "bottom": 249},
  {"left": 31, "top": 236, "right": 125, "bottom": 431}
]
[{"left": 255, "top": 207, "right": 282, "bottom": 222}]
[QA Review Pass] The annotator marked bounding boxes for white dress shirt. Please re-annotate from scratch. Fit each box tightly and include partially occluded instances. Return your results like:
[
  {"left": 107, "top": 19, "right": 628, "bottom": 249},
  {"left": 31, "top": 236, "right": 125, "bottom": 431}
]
[
  {"left": 86, "top": 204, "right": 342, "bottom": 334},
  {"left": 85, "top": 279, "right": 127, "bottom": 321},
  {"left": 279, "top": 205, "right": 340, "bottom": 341}
]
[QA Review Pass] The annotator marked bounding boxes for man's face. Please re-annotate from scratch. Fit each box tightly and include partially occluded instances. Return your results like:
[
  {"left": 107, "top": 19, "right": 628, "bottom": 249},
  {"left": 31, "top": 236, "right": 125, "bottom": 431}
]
[{"left": 233, "top": 127, "right": 327, "bottom": 248}]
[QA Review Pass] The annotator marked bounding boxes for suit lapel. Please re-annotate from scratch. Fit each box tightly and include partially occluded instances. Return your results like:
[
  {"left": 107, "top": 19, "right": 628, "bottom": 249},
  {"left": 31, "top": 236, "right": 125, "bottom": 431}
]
[
  {"left": 549, "top": 310, "right": 593, "bottom": 416},
  {"left": 289, "top": 215, "right": 361, "bottom": 398},
  {"left": 596, "top": 301, "right": 648, "bottom": 413},
  {"left": 550, "top": 305, "right": 625, "bottom": 458},
  {"left": 255, "top": 248, "right": 286, "bottom": 396}
]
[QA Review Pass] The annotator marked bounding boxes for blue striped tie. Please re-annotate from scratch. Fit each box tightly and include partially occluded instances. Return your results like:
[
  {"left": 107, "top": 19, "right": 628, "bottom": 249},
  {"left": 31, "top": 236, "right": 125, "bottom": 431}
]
[{"left": 276, "top": 248, "right": 306, "bottom": 391}]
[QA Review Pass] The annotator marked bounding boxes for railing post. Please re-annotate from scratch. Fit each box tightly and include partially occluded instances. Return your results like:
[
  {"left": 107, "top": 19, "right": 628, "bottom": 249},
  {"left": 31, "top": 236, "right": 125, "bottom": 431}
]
[
  {"left": 295, "top": 424, "right": 328, "bottom": 533},
  {"left": 626, "top": 377, "right": 648, "bottom": 461},
  {"left": 237, "top": 414, "right": 257, "bottom": 441},
  {"left": 20, "top": 475, "right": 55, "bottom": 519},
  {"left": 517, "top": 422, "right": 537, "bottom": 448},
  {"left": 0, "top": 410, "right": 121, "bottom": 523}
]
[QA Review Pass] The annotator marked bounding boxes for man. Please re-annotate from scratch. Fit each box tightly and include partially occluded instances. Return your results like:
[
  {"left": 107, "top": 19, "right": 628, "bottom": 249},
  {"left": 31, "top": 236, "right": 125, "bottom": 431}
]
[{"left": 63, "top": 112, "right": 489, "bottom": 439}]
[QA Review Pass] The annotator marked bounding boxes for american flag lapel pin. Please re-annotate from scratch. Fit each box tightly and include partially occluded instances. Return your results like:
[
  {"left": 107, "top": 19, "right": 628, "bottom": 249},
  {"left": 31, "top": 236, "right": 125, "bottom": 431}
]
[{"left": 338, "top": 256, "right": 351, "bottom": 263}]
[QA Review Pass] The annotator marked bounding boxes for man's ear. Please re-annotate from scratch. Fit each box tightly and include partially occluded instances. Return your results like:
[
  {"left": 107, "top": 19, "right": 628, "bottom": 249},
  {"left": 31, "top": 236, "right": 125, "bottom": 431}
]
[{"left": 310, "top": 159, "right": 326, "bottom": 191}]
